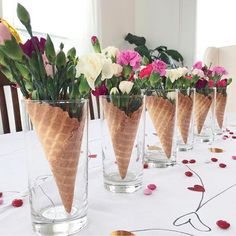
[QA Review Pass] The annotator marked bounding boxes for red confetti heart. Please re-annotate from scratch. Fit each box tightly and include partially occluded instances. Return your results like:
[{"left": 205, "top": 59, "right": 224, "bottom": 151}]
[
  {"left": 219, "top": 163, "right": 227, "bottom": 168},
  {"left": 232, "top": 136, "right": 236, "bottom": 139},
  {"left": 182, "top": 160, "right": 188, "bottom": 164},
  {"left": 188, "top": 185, "right": 205, "bottom": 192},
  {"left": 88, "top": 154, "right": 97, "bottom": 158},
  {"left": 211, "top": 157, "right": 218, "bottom": 162},
  {"left": 189, "top": 159, "right": 196, "bottom": 164},
  {"left": 216, "top": 220, "right": 230, "bottom": 229},
  {"left": 229, "top": 132, "right": 234, "bottom": 135},
  {"left": 12, "top": 199, "right": 23, "bottom": 207},
  {"left": 0, "top": 192, "right": 2, "bottom": 198},
  {"left": 143, "top": 163, "right": 148, "bottom": 169},
  {"left": 185, "top": 171, "right": 193, "bottom": 177}
]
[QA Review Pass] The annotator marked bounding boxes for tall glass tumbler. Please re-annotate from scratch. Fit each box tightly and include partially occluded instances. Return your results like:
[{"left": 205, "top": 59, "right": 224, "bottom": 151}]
[
  {"left": 22, "top": 99, "right": 88, "bottom": 236},
  {"left": 100, "top": 95, "right": 145, "bottom": 193}
]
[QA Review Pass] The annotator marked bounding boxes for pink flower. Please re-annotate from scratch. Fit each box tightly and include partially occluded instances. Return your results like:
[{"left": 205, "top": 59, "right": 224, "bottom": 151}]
[
  {"left": 0, "top": 23, "right": 12, "bottom": 45},
  {"left": 152, "top": 59, "right": 167, "bottom": 76},
  {"left": 216, "top": 79, "right": 227, "bottom": 87},
  {"left": 116, "top": 50, "right": 141, "bottom": 70},
  {"left": 192, "top": 61, "right": 203, "bottom": 70},
  {"left": 208, "top": 79, "right": 214, "bottom": 88},
  {"left": 42, "top": 53, "right": 54, "bottom": 77},
  {"left": 91, "top": 35, "right": 98, "bottom": 44},
  {"left": 92, "top": 83, "right": 107, "bottom": 96},
  {"left": 212, "top": 66, "right": 228, "bottom": 76},
  {"left": 139, "top": 64, "right": 153, "bottom": 79}
]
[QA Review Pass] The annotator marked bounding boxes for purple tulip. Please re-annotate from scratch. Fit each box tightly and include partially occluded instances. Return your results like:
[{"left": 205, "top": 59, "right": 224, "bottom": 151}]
[{"left": 196, "top": 79, "right": 208, "bottom": 90}]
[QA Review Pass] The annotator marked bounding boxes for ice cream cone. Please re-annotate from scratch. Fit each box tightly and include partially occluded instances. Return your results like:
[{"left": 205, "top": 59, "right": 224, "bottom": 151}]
[
  {"left": 178, "top": 93, "right": 193, "bottom": 144},
  {"left": 26, "top": 102, "right": 86, "bottom": 213},
  {"left": 102, "top": 99, "right": 143, "bottom": 179},
  {"left": 194, "top": 92, "right": 213, "bottom": 134},
  {"left": 146, "top": 96, "right": 175, "bottom": 158},
  {"left": 215, "top": 92, "right": 227, "bottom": 129}
]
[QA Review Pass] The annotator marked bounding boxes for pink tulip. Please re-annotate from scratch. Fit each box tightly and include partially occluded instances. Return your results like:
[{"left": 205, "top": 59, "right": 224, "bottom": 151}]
[
  {"left": 0, "top": 23, "right": 12, "bottom": 45},
  {"left": 42, "top": 53, "right": 54, "bottom": 77}
]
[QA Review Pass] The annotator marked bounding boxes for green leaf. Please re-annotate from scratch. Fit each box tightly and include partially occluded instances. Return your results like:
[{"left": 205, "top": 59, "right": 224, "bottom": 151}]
[
  {"left": 166, "top": 49, "right": 184, "bottom": 62},
  {"left": 15, "top": 63, "right": 31, "bottom": 80},
  {"left": 125, "top": 33, "right": 146, "bottom": 46},
  {"left": 227, "top": 78, "right": 232, "bottom": 85},
  {"left": 149, "top": 72, "right": 159, "bottom": 87},
  {"left": 142, "top": 55, "right": 150, "bottom": 65},
  {"left": 0, "top": 66, "right": 14, "bottom": 82},
  {"left": 134, "top": 45, "right": 151, "bottom": 61},
  {"left": 45, "top": 35, "right": 56, "bottom": 63},
  {"left": 0, "top": 36, "right": 24, "bottom": 61},
  {"left": 67, "top": 64, "right": 76, "bottom": 79},
  {"left": 55, "top": 51, "right": 66, "bottom": 67},
  {"left": 17, "top": 3, "right": 31, "bottom": 26},
  {"left": 67, "top": 47, "right": 76, "bottom": 59},
  {"left": 79, "top": 76, "right": 90, "bottom": 94},
  {"left": 155, "top": 46, "right": 167, "bottom": 52},
  {"left": 158, "top": 52, "right": 171, "bottom": 65}
]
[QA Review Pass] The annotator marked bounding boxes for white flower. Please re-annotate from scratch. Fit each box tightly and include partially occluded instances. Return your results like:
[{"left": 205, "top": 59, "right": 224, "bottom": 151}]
[
  {"left": 192, "top": 68, "right": 205, "bottom": 77},
  {"left": 177, "top": 67, "right": 188, "bottom": 77},
  {"left": 76, "top": 53, "right": 106, "bottom": 89},
  {"left": 112, "top": 63, "right": 123, "bottom": 76},
  {"left": 167, "top": 91, "right": 176, "bottom": 100},
  {"left": 102, "top": 46, "right": 119, "bottom": 59},
  {"left": 166, "top": 69, "right": 180, "bottom": 83},
  {"left": 110, "top": 87, "right": 119, "bottom": 95},
  {"left": 119, "top": 81, "right": 134, "bottom": 94},
  {"left": 101, "top": 62, "right": 114, "bottom": 80}
]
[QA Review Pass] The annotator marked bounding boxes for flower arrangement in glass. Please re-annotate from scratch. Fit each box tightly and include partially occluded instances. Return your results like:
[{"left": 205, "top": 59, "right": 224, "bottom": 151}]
[
  {"left": 0, "top": 4, "right": 91, "bottom": 235},
  {"left": 137, "top": 61, "right": 183, "bottom": 166},
  {"left": 190, "top": 61, "right": 232, "bottom": 141},
  {"left": 76, "top": 36, "right": 145, "bottom": 193}
]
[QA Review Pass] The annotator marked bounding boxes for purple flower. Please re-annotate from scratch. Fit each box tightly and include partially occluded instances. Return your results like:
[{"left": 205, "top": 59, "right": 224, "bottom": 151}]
[
  {"left": 116, "top": 50, "right": 141, "bottom": 70},
  {"left": 196, "top": 79, "right": 208, "bottom": 90},
  {"left": 20, "top": 37, "right": 46, "bottom": 57},
  {"left": 212, "top": 66, "right": 228, "bottom": 76},
  {"left": 152, "top": 59, "right": 167, "bottom": 76},
  {"left": 192, "top": 61, "right": 203, "bottom": 70},
  {"left": 92, "top": 84, "right": 107, "bottom": 96}
]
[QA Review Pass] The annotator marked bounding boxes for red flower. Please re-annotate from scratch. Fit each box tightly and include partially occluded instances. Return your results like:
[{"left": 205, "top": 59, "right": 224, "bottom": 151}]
[
  {"left": 216, "top": 79, "right": 227, "bottom": 87},
  {"left": 91, "top": 35, "right": 98, "bottom": 44},
  {"left": 184, "top": 75, "right": 192, "bottom": 79},
  {"left": 208, "top": 79, "right": 214, "bottom": 88},
  {"left": 92, "top": 84, "right": 107, "bottom": 96},
  {"left": 128, "top": 71, "right": 134, "bottom": 81},
  {"left": 139, "top": 64, "right": 153, "bottom": 79}
]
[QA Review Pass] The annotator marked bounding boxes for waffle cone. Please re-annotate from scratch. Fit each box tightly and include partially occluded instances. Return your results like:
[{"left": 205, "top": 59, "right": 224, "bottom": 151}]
[
  {"left": 146, "top": 96, "right": 175, "bottom": 158},
  {"left": 194, "top": 93, "right": 213, "bottom": 134},
  {"left": 26, "top": 102, "right": 86, "bottom": 213},
  {"left": 178, "top": 93, "right": 193, "bottom": 144},
  {"left": 103, "top": 100, "right": 143, "bottom": 179},
  {"left": 215, "top": 92, "right": 227, "bottom": 129}
]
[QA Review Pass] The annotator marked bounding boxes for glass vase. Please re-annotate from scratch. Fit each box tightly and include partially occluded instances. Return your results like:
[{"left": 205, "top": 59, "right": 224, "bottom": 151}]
[
  {"left": 177, "top": 88, "right": 195, "bottom": 151},
  {"left": 22, "top": 99, "right": 88, "bottom": 235},
  {"left": 100, "top": 95, "right": 145, "bottom": 193},
  {"left": 214, "top": 87, "right": 227, "bottom": 135},
  {"left": 194, "top": 88, "right": 216, "bottom": 143},
  {"left": 145, "top": 89, "right": 177, "bottom": 167}
]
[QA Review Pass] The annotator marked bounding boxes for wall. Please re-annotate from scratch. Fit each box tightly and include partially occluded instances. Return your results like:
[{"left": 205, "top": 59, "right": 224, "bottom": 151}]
[{"left": 134, "top": 0, "right": 197, "bottom": 67}]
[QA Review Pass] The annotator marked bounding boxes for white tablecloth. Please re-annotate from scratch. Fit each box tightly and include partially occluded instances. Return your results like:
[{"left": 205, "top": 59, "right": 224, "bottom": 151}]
[{"left": 1, "top": 116, "right": 236, "bottom": 236}]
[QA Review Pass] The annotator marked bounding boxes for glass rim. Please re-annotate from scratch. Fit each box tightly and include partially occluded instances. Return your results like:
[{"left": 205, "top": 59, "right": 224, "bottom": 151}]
[
  {"left": 21, "top": 98, "right": 88, "bottom": 104},
  {"left": 100, "top": 94, "right": 144, "bottom": 98}
]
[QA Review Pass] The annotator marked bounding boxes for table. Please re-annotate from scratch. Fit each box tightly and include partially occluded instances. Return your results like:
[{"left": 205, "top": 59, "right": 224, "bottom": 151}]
[{"left": 1, "top": 116, "right": 236, "bottom": 236}]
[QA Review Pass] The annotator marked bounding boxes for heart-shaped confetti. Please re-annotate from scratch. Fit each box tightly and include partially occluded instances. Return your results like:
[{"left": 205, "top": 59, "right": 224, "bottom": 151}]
[
  {"left": 88, "top": 154, "right": 97, "bottom": 158},
  {"left": 147, "top": 145, "right": 161, "bottom": 150},
  {"left": 209, "top": 148, "right": 224, "bottom": 153},
  {"left": 110, "top": 230, "right": 135, "bottom": 236},
  {"left": 216, "top": 220, "right": 230, "bottom": 229},
  {"left": 185, "top": 171, "right": 193, "bottom": 177},
  {"left": 188, "top": 185, "right": 205, "bottom": 192},
  {"left": 232, "top": 156, "right": 236, "bottom": 160}
]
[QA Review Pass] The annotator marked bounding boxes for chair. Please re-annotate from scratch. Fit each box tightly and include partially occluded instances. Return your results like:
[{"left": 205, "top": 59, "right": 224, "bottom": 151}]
[
  {"left": 0, "top": 72, "right": 22, "bottom": 133},
  {"left": 203, "top": 46, "right": 236, "bottom": 112}
]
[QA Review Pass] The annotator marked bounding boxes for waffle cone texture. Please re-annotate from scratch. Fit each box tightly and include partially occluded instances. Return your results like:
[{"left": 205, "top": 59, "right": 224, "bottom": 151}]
[
  {"left": 146, "top": 96, "right": 175, "bottom": 158},
  {"left": 215, "top": 92, "right": 227, "bottom": 129},
  {"left": 177, "top": 93, "right": 193, "bottom": 144},
  {"left": 102, "top": 100, "right": 143, "bottom": 179},
  {"left": 194, "top": 93, "right": 213, "bottom": 134},
  {"left": 26, "top": 102, "right": 86, "bottom": 213}
]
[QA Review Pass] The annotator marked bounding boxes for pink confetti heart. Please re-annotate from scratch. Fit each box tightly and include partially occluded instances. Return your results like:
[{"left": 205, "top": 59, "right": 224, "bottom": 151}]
[
  {"left": 188, "top": 185, "right": 205, "bottom": 192},
  {"left": 88, "top": 154, "right": 97, "bottom": 158},
  {"left": 232, "top": 156, "right": 236, "bottom": 160}
]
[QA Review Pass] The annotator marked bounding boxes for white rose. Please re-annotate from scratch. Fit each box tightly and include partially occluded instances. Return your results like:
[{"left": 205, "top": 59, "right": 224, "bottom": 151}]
[
  {"left": 102, "top": 46, "right": 119, "bottom": 59},
  {"left": 119, "top": 81, "right": 134, "bottom": 94},
  {"left": 76, "top": 53, "right": 107, "bottom": 89},
  {"left": 166, "top": 69, "right": 179, "bottom": 83},
  {"left": 112, "top": 63, "right": 123, "bottom": 76},
  {"left": 110, "top": 87, "right": 119, "bottom": 95},
  {"left": 177, "top": 67, "right": 188, "bottom": 77},
  {"left": 192, "top": 68, "right": 204, "bottom": 77},
  {"left": 102, "top": 62, "right": 114, "bottom": 80}
]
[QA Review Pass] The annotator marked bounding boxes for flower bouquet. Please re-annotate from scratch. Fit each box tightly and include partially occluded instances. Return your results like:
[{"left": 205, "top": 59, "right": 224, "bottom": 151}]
[
  {"left": 77, "top": 37, "right": 145, "bottom": 192},
  {"left": 138, "top": 61, "right": 180, "bottom": 166},
  {"left": 0, "top": 4, "right": 90, "bottom": 234}
]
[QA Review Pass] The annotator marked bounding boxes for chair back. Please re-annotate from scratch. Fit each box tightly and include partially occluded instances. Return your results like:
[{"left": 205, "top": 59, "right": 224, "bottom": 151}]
[
  {"left": 203, "top": 46, "right": 236, "bottom": 112},
  {"left": 0, "top": 72, "right": 22, "bottom": 134}
]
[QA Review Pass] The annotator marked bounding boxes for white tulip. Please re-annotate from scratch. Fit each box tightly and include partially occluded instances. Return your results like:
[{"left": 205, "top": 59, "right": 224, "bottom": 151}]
[
  {"left": 112, "top": 63, "right": 123, "bottom": 76},
  {"left": 177, "top": 67, "right": 188, "bottom": 77},
  {"left": 102, "top": 46, "right": 119, "bottom": 59},
  {"left": 102, "top": 62, "right": 114, "bottom": 80},
  {"left": 110, "top": 87, "right": 119, "bottom": 95},
  {"left": 119, "top": 81, "right": 134, "bottom": 94},
  {"left": 166, "top": 69, "right": 179, "bottom": 83}
]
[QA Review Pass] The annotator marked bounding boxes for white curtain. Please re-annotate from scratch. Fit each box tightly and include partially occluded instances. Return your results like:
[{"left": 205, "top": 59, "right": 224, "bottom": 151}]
[{"left": 2, "top": 0, "right": 98, "bottom": 55}]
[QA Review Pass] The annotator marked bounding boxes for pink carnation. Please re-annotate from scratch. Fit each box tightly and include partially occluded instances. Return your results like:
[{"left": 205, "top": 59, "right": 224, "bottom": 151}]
[
  {"left": 212, "top": 66, "right": 228, "bottom": 76},
  {"left": 152, "top": 59, "right": 167, "bottom": 76},
  {"left": 192, "top": 61, "right": 203, "bottom": 70},
  {"left": 116, "top": 50, "right": 141, "bottom": 70}
]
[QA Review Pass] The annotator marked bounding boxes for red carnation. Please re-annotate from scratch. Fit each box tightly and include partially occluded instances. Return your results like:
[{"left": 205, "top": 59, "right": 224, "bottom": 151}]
[{"left": 139, "top": 64, "right": 153, "bottom": 79}]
